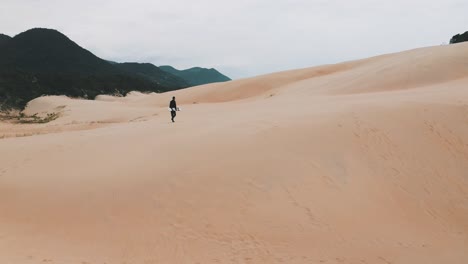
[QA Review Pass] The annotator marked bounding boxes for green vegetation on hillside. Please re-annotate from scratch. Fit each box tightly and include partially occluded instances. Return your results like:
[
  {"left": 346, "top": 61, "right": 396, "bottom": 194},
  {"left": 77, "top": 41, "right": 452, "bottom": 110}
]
[
  {"left": 450, "top": 31, "right": 468, "bottom": 44},
  {"left": 115, "top": 62, "right": 189, "bottom": 88},
  {"left": 0, "top": 28, "right": 231, "bottom": 110},
  {"left": 160, "top": 65, "right": 231, "bottom": 86},
  {"left": 0, "top": 29, "right": 182, "bottom": 109}
]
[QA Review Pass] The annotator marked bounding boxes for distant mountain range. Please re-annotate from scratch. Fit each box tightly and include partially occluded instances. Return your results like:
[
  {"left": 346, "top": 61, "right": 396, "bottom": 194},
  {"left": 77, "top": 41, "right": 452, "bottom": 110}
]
[
  {"left": 160, "top": 66, "right": 231, "bottom": 86},
  {"left": 0, "top": 28, "right": 230, "bottom": 109},
  {"left": 114, "top": 62, "right": 190, "bottom": 88}
]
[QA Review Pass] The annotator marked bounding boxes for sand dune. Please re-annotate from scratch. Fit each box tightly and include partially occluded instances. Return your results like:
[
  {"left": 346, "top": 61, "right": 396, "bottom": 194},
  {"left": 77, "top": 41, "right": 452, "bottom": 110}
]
[{"left": 1, "top": 43, "right": 468, "bottom": 263}]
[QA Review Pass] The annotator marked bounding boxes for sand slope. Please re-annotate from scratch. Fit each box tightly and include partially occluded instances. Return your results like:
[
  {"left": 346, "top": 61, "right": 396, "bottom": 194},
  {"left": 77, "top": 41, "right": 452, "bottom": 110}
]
[{"left": 1, "top": 43, "right": 468, "bottom": 263}]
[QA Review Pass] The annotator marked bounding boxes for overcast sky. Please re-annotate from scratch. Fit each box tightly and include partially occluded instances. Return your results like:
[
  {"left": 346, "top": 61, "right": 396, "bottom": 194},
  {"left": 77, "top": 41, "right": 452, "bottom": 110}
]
[{"left": 1, "top": 0, "right": 467, "bottom": 79}]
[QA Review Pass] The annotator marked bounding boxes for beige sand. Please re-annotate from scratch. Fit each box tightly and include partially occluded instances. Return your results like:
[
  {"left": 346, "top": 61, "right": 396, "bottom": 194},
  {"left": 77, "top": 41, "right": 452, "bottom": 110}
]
[{"left": 1, "top": 43, "right": 468, "bottom": 264}]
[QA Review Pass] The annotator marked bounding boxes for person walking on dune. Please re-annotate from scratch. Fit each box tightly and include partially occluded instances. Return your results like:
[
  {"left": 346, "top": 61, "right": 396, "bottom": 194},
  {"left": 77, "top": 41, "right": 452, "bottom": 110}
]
[{"left": 169, "top": 96, "right": 177, "bottom": 122}]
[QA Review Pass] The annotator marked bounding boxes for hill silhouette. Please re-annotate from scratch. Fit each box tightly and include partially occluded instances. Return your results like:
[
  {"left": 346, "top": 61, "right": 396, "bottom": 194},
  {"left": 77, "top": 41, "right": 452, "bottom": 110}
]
[
  {"left": 450, "top": 31, "right": 468, "bottom": 44},
  {"left": 0, "top": 34, "right": 11, "bottom": 47},
  {"left": 160, "top": 65, "right": 231, "bottom": 86},
  {"left": 0, "top": 29, "right": 189, "bottom": 109},
  {"left": 0, "top": 29, "right": 120, "bottom": 74},
  {"left": 115, "top": 62, "right": 189, "bottom": 89},
  {"left": 0, "top": 29, "right": 157, "bottom": 109}
]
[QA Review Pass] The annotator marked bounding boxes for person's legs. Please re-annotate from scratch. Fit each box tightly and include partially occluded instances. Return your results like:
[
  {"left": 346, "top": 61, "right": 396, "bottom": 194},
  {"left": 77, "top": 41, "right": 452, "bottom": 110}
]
[{"left": 171, "top": 111, "right": 176, "bottom": 122}]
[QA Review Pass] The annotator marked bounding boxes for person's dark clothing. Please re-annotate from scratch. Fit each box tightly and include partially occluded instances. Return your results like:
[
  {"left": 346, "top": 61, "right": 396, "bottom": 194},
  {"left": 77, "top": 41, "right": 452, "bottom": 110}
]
[
  {"left": 169, "top": 99, "right": 177, "bottom": 122},
  {"left": 170, "top": 99, "right": 177, "bottom": 110}
]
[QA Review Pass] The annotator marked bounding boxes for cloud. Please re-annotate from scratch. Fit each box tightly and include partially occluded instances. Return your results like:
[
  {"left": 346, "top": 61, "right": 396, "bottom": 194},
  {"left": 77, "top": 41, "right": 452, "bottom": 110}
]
[{"left": 1, "top": 0, "right": 467, "bottom": 79}]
